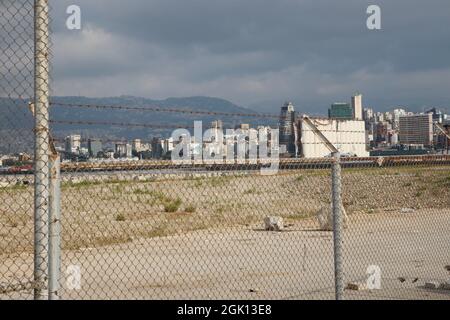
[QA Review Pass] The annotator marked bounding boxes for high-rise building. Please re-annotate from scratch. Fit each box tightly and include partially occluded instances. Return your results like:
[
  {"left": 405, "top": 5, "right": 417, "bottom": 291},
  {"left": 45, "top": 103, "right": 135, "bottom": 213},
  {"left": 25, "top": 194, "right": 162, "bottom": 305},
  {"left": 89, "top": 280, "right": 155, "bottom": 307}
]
[
  {"left": 426, "top": 108, "right": 445, "bottom": 124},
  {"left": 279, "top": 102, "right": 296, "bottom": 155},
  {"left": 209, "top": 120, "right": 224, "bottom": 143},
  {"left": 392, "top": 108, "right": 407, "bottom": 130},
  {"left": 211, "top": 120, "right": 223, "bottom": 130},
  {"left": 88, "top": 139, "right": 102, "bottom": 158},
  {"left": 151, "top": 138, "right": 164, "bottom": 159},
  {"left": 132, "top": 139, "right": 142, "bottom": 153},
  {"left": 374, "top": 112, "right": 382, "bottom": 122},
  {"left": 162, "top": 138, "right": 174, "bottom": 154},
  {"left": 65, "top": 135, "right": 81, "bottom": 154},
  {"left": 351, "top": 93, "right": 363, "bottom": 120},
  {"left": 375, "top": 122, "right": 389, "bottom": 144},
  {"left": 363, "top": 108, "right": 374, "bottom": 121},
  {"left": 329, "top": 103, "right": 353, "bottom": 120},
  {"left": 115, "top": 143, "right": 132, "bottom": 158},
  {"left": 235, "top": 123, "right": 250, "bottom": 131},
  {"left": 399, "top": 114, "right": 433, "bottom": 146}
]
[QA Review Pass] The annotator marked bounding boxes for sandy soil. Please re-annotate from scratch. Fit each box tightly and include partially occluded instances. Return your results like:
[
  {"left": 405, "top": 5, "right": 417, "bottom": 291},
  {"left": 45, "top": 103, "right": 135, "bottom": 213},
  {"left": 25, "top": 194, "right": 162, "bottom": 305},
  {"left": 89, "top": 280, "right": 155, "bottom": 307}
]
[{"left": 0, "top": 165, "right": 449, "bottom": 299}]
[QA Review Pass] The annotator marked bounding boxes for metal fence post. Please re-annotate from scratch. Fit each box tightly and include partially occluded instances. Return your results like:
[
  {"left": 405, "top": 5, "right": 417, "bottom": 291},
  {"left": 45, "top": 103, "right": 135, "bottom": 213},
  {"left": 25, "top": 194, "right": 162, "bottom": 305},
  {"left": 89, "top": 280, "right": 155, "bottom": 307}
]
[
  {"left": 34, "top": 0, "right": 50, "bottom": 300},
  {"left": 48, "top": 153, "right": 61, "bottom": 300},
  {"left": 332, "top": 151, "right": 344, "bottom": 300}
]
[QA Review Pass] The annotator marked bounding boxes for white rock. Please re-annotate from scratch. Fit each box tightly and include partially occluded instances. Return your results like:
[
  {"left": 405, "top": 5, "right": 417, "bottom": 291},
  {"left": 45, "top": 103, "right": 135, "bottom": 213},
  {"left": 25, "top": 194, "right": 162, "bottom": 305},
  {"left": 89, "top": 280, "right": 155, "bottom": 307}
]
[
  {"left": 401, "top": 207, "right": 415, "bottom": 213},
  {"left": 316, "top": 203, "right": 348, "bottom": 231},
  {"left": 264, "top": 216, "right": 284, "bottom": 232}
]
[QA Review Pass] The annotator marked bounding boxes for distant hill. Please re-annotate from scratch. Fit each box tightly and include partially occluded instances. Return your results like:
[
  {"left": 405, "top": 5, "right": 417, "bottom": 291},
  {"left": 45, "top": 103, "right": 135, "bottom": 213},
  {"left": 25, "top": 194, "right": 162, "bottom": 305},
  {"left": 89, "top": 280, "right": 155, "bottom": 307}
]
[{"left": 0, "top": 96, "right": 277, "bottom": 153}]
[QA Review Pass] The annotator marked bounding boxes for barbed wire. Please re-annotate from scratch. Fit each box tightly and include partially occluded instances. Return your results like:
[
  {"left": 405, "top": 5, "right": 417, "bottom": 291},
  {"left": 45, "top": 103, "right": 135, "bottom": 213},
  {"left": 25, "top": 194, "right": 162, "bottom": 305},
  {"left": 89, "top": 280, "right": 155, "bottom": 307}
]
[
  {"left": 50, "top": 119, "right": 195, "bottom": 129},
  {"left": 50, "top": 102, "right": 280, "bottom": 119},
  {"left": 52, "top": 137, "right": 160, "bottom": 145},
  {"left": 50, "top": 119, "right": 278, "bottom": 130}
]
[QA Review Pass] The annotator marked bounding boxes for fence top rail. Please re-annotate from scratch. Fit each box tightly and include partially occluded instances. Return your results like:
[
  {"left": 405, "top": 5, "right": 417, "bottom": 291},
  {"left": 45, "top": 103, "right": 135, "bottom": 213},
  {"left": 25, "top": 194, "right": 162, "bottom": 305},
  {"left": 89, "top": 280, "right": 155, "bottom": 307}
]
[{"left": 58, "top": 154, "right": 450, "bottom": 171}]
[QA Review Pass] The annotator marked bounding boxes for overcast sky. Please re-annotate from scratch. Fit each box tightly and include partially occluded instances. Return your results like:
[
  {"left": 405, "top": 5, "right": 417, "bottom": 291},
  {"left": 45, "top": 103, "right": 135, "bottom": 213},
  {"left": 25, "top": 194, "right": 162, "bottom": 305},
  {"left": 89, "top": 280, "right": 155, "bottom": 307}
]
[{"left": 50, "top": 0, "right": 450, "bottom": 113}]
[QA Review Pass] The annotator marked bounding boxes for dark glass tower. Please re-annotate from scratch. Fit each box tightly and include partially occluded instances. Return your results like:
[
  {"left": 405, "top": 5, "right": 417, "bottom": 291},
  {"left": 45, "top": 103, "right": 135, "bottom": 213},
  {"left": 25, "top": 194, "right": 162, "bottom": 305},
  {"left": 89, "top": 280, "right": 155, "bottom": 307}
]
[{"left": 279, "top": 102, "right": 296, "bottom": 155}]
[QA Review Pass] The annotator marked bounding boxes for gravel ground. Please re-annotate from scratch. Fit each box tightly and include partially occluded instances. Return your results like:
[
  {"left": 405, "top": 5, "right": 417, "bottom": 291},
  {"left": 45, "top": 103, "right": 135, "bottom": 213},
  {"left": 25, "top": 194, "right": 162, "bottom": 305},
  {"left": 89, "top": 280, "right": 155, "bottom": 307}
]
[
  {"left": 1, "top": 208, "right": 449, "bottom": 300},
  {"left": 0, "top": 165, "right": 449, "bottom": 299}
]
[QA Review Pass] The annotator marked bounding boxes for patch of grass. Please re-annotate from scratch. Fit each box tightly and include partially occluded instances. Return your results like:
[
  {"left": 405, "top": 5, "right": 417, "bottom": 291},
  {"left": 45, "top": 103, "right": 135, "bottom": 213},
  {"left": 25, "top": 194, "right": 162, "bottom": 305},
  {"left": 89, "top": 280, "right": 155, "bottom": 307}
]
[
  {"left": 163, "top": 198, "right": 182, "bottom": 213},
  {"left": 152, "top": 191, "right": 169, "bottom": 202},
  {"left": 133, "top": 188, "right": 153, "bottom": 195},
  {"left": 146, "top": 225, "right": 169, "bottom": 238},
  {"left": 63, "top": 180, "right": 102, "bottom": 189},
  {"left": 63, "top": 178, "right": 132, "bottom": 189},
  {"left": 185, "top": 205, "right": 196, "bottom": 213},
  {"left": 243, "top": 188, "right": 257, "bottom": 195},
  {"left": 0, "top": 184, "right": 28, "bottom": 192},
  {"left": 209, "top": 176, "right": 231, "bottom": 187},
  {"left": 402, "top": 182, "right": 413, "bottom": 187},
  {"left": 194, "top": 180, "right": 203, "bottom": 187},
  {"left": 216, "top": 206, "right": 225, "bottom": 214},
  {"left": 295, "top": 175, "right": 304, "bottom": 182},
  {"left": 437, "top": 175, "right": 450, "bottom": 187},
  {"left": 90, "top": 234, "right": 132, "bottom": 247},
  {"left": 115, "top": 214, "right": 126, "bottom": 222}
]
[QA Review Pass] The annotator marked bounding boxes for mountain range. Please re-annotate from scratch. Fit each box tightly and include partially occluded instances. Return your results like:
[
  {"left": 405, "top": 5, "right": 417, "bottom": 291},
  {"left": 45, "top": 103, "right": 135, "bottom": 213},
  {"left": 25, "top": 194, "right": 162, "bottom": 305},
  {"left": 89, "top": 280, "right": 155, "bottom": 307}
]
[
  {"left": 1, "top": 95, "right": 448, "bottom": 154},
  {"left": 0, "top": 95, "right": 278, "bottom": 153}
]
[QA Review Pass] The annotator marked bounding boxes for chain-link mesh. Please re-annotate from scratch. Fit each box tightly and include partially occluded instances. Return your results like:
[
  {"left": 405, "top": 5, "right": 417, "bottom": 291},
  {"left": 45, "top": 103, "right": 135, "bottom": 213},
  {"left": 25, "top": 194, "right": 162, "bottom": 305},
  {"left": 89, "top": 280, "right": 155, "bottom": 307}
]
[
  {"left": 1, "top": 0, "right": 450, "bottom": 301},
  {"left": 0, "top": 0, "right": 36, "bottom": 299},
  {"left": 341, "top": 157, "right": 450, "bottom": 300},
  {"left": 50, "top": 151, "right": 450, "bottom": 299},
  {"left": 56, "top": 159, "right": 336, "bottom": 299}
]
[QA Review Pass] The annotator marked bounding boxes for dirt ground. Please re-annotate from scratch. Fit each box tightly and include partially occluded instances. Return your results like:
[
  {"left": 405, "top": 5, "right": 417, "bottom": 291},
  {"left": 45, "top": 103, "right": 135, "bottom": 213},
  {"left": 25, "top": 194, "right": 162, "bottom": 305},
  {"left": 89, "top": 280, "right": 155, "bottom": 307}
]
[
  {"left": 1, "top": 208, "right": 450, "bottom": 300},
  {"left": 0, "top": 165, "right": 449, "bottom": 299}
]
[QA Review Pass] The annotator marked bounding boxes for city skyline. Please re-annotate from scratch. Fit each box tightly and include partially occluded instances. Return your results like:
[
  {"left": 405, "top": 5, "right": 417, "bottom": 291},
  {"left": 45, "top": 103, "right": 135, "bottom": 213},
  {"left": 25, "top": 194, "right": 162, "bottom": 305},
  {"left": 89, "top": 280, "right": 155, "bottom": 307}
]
[{"left": 45, "top": 0, "right": 450, "bottom": 113}]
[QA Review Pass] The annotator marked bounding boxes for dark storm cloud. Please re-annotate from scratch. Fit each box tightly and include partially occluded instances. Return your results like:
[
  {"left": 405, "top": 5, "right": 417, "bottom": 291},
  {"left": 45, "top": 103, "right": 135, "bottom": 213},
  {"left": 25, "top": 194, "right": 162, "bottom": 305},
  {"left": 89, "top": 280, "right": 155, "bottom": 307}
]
[{"left": 46, "top": 0, "right": 450, "bottom": 112}]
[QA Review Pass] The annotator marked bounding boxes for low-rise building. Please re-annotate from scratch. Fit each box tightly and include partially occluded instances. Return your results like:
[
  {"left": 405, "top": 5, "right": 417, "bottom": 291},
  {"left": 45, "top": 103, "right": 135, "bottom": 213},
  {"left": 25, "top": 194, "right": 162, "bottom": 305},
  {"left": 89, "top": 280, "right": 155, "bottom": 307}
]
[{"left": 297, "top": 118, "right": 369, "bottom": 158}]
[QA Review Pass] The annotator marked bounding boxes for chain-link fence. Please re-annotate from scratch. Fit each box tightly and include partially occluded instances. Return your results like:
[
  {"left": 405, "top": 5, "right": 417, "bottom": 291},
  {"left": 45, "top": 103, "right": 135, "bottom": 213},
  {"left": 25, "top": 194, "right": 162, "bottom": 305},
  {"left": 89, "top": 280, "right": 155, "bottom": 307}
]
[
  {"left": 1, "top": 0, "right": 450, "bottom": 300},
  {"left": 341, "top": 157, "right": 450, "bottom": 299},
  {"left": 0, "top": 0, "right": 36, "bottom": 299}
]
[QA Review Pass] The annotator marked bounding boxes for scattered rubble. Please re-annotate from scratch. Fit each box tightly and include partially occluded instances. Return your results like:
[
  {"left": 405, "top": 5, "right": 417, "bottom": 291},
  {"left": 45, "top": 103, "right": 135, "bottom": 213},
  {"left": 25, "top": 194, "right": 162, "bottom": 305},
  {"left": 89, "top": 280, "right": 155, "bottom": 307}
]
[
  {"left": 424, "top": 279, "right": 450, "bottom": 291},
  {"left": 264, "top": 216, "right": 284, "bottom": 232},
  {"left": 424, "top": 281, "right": 440, "bottom": 289},
  {"left": 346, "top": 282, "right": 367, "bottom": 291},
  {"left": 439, "top": 280, "right": 450, "bottom": 290}
]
